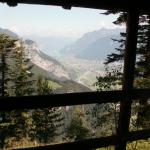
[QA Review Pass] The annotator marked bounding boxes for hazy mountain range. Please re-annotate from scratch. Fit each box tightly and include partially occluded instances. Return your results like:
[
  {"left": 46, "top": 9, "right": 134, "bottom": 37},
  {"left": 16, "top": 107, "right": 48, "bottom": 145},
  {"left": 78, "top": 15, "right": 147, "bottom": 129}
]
[
  {"left": 23, "top": 39, "right": 91, "bottom": 93},
  {"left": 57, "top": 28, "right": 124, "bottom": 88},
  {"left": 60, "top": 28, "right": 124, "bottom": 60},
  {"left": 24, "top": 35, "right": 75, "bottom": 57},
  {"left": 0, "top": 27, "right": 124, "bottom": 90},
  {"left": 23, "top": 28, "right": 124, "bottom": 60},
  {"left": 1, "top": 27, "right": 124, "bottom": 61},
  {"left": 0, "top": 27, "right": 91, "bottom": 93}
]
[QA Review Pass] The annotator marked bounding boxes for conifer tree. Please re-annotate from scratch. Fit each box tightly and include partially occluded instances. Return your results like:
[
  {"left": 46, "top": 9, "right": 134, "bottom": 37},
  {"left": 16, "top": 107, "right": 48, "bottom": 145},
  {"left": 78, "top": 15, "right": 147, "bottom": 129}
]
[
  {"left": 10, "top": 40, "right": 34, "bottom": 96},
  {"left": 93, "top": 65, "right": 122, "bottom": 136},
  {"left": 66, "top": 106, "right": 90, "bottom": 141},
  {"left": 135, "top": 14, "right": 150, "bottom": 129},
  {"left": 99, "top": 11, "right": 150, "bottom": 129},
  {"left": 102, "top": 11, "right": 127, "bottom": 65},
  {"left": 0, "top": 34, "right": 17, "bottom": 96},
  {"left": 8, "top": 40, "right": 35, "bottom": 142},
  {"left": 0, "top": 37, "right": 35, "bottom": 148},
  {"left": 0, "top": 34, "right": 17, "bottom": 149},
  {"left": 32, "top": 76, "right": 64, "bottom": 144},
  {"left": 36, "top": 76, "right": 52, "bottom": 95}
]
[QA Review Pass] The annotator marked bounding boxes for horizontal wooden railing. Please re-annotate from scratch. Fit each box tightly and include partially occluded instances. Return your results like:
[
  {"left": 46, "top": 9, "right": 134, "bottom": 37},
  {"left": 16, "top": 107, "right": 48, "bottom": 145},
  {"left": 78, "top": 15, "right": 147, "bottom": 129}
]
[
  {"left": 13, "top": 129, "right": 150, "bottom": 150},
  {"left": 1, "top": 89, "right": 149, "bottom": 149},
  {"left": 0, "top": 89, "right": 150, "bottom": 111},
  {"left": 0, "top": 1, "right": 150, "bottom": 150}
]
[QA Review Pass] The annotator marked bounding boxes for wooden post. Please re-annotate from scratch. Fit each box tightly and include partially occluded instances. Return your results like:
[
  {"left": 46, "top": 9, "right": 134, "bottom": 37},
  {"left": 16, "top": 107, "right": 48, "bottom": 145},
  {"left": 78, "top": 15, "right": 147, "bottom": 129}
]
[{"left": 115, "top": 10, "right": 139, "bottom": 150}]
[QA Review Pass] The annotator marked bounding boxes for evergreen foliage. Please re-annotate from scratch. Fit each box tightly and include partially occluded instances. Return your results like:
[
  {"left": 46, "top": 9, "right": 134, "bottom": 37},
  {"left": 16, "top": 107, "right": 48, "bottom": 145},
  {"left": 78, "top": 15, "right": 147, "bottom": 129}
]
[
  {"left": 10, "top": 40, "right": 34, "bottom": 96},
  {"left": 0, "top": 34, "right": 17, "bottom": 148},
  {"left": 0, "top": 34, "right": 17, "bottom": 96},
  {"left": 36, "top": 76, "right": 53, "bottom": 95},
  {"left": 66, "top": 117, "right": 89, "bottom": 141},
  {"left": 32, "top": 76, "right": 64, "bottom": 144},
  {"left": 98, "top": 11, "right": 150, "bottom": 131},
  {"left": 94, "top": 65, "right": 122, "bottom": 91},
  {"left": 6, "top": 40, "right": 35, "bottom": 143},
  {"left": 66, "top": 106, "right": 90, "bottom": 141},
  {"left": 93, "top": 65, "right": 121, "bottom": 136},
  {"left": 0, "top": 34, "right": 64, "bottom": 148}
]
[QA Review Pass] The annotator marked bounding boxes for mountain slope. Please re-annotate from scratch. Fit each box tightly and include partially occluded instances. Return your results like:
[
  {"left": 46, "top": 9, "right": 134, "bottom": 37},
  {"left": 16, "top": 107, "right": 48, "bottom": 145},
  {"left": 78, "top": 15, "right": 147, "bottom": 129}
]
[
  {"left": 30, "top": 62, "right": 91, "bottom": 93},
  {"left": 0, "top": 28, "right": 18, "bottom": 38},
  {"left": 61, "top": 28, "right": 123, "bottom": 60},
  {"left": 24, "top": 39, "right": 91, "bottom": 91},
  {"left": 0, "top": 27, "right": 91, "bottom": 92},
  {"left": 24, "top": 39, "right": 70, "bottom": 81},
  {"left": 25, "top": 35, "right": 75, "bottom": 57},
  {"left": 77, "top": 34, "right": 120, "bottom": 60}
]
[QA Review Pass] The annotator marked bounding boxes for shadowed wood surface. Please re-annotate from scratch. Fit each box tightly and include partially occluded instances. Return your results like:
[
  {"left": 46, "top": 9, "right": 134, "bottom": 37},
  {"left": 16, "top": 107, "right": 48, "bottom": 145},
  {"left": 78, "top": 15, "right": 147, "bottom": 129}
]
[
  {"left": 0, "top": 0, "right": 150, "bottom": 12},
  {"left": 0, "top": 89, "right": 150, "bottom": 111},
  {"left": 13, "top": 129, "right": 150, "bottom": 150},
  {"left": 0, "top": 1, "right": 150, "bottom": 150}
]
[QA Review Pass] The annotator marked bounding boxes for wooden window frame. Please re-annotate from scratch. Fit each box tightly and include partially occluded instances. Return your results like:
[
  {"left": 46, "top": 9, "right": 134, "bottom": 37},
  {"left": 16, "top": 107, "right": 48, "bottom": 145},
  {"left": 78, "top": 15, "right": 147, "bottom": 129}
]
[{"left": 0, "top": 1, "right": 150, "bottom": 150}]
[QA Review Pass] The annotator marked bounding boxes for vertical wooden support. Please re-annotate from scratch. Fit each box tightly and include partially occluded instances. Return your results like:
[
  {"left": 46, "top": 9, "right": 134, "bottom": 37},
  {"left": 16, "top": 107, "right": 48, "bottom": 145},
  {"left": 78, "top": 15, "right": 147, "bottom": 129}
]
[
  {"left": 1, "top": 48, "right": 5, "bottom": 97},
  {"left": 115, "top": 10, "right": 139, "bottom": 150}
]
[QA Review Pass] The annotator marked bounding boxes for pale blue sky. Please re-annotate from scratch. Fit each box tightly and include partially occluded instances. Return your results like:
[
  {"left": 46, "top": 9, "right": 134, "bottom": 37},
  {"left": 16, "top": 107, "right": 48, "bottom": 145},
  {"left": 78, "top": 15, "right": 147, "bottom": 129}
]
[{"left": 0, "top": 3, "right": 120, "bottom": 38}]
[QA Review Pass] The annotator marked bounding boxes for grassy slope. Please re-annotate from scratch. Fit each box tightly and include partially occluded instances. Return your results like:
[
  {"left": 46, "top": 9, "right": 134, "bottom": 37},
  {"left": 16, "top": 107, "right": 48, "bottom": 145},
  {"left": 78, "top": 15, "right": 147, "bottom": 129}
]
[{"left": 30, "top": 62, "right": 91, "bottom": 93}]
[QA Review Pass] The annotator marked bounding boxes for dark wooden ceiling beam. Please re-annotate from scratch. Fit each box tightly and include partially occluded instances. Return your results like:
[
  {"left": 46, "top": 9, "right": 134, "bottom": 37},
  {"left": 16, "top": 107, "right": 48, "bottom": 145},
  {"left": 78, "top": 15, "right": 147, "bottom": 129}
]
[{"left": 0, "top": 0, "right": 150, "bottom": 12}]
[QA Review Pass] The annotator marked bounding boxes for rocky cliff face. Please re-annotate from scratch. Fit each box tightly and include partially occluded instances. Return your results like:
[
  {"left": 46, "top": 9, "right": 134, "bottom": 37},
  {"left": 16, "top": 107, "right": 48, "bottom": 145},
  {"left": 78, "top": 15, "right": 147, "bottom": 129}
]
[
  {"left": 0, "top": 27, "right": 70, "bottom": 81},
  {"left": 24, "top": 39, "right": 70, "bottom": 81}
]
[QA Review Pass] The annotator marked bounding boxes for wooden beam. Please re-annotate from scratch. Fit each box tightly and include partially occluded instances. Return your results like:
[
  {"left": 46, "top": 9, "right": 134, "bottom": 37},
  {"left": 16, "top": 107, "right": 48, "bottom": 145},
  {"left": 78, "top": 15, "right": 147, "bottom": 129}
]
[
  {"left": 0, "top": 0, "right": 150, "bottom": 12},
  {"left": 12, "top": 129, "right": 150, "bottom": 150},
  {"left": 0, "top": 91, "right": 122, "bottom": 111},
  {"left": 13, "top": 135, "right": 118, "bottom": 150},
  {"left": 116, "top": 10, "right": 139, "bottom": 150},
  {"left": 0, "top": 89, "right": 150, "bottom": 111},
  {"left": 128, "top": 129, "right": 150, "bottom": 142}
]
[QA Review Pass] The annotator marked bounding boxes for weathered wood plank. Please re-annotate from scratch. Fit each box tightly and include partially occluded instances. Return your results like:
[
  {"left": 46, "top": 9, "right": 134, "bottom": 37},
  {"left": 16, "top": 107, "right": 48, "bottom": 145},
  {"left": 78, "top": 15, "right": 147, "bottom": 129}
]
[
  {"left": 0, "top": 0, "right": 150, "bottom": 12},
  {"left": 116, "top": 10, "right": 139, "bottom": 150},
  {"left": 13, "top": 129, "right": 150, "bottom": 150},
  {"left": 0, "top": 89, "right": 150, "bottom": 111}
]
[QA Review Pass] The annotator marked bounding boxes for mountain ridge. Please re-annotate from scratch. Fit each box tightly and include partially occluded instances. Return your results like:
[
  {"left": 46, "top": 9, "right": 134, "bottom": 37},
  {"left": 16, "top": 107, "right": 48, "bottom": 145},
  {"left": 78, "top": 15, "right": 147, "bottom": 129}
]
[
  {"left": 60, "top": 28, "right": 124, "bottom": 60},
  {"left": 0, "top": 27, "right": 91, "bottom": 92},
  {"left": 24, "top": 39, "right": 71, "bottom": 81}
]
